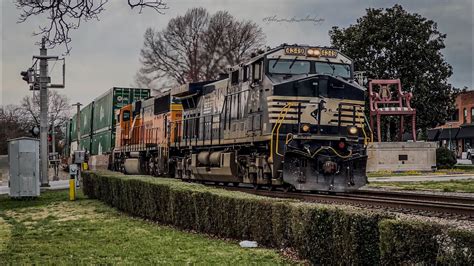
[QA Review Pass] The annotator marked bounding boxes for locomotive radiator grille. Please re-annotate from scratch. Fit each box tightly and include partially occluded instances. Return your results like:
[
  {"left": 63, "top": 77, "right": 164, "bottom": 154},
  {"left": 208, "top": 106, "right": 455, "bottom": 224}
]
[
  {"left": 267, "top": 96, "right": 310, "bottom": 124},
  {"left": 330, "top": 104, "right": 365, "bottom": 126},
  {"left": 267, "top": 96, "right": 365, "bottom": 126}
]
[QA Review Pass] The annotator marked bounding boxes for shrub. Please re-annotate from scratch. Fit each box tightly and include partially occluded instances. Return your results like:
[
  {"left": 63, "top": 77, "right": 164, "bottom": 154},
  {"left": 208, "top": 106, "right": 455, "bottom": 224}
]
[
  {"left": 379, "top": 220, "right": 474, "bottom": 265},
  {"left": 438, "top": 229, "right": 474, "bottom": 265},
  {"left": 436, "top": 147, "right": 457, "bottom": 169},
  {"left": 82, "top": 171, "right": 473, "bottom": 264},
  {"left": 379, "top": 219, "right": 441, "bottom": 264}
]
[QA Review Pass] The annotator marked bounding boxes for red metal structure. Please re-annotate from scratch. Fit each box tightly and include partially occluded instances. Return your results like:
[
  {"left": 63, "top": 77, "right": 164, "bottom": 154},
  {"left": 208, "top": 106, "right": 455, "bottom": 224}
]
[{"left": 368, "top": 79, "right": 416, "bottom": 142}]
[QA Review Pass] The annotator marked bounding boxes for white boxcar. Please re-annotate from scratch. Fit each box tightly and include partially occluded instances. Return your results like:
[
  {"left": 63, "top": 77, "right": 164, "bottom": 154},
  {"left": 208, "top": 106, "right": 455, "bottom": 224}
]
[{"left": 8, "top": 137, "right": 40, "bottom": 197}]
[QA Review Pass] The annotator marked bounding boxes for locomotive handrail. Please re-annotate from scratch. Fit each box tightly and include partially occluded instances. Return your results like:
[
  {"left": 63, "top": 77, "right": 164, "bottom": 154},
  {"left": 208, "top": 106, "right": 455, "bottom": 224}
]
[
  {"left": 355, "top": 106, "right": 373, "bottom": 145},
  {"left": 285, "top": 133, "right": 294, "bottom": 144},
  {"left": 275, "top": 104, "right": 295, "bottom": 157},
  {"left": 357, "top": 113, "right": 374, "bottom": 146},
  {"left": 170, "top": 112, "right": 222, "bottom": 146},
  {"left": 311, "top": 146, "right": 354, "bottom": 159},
  {"left": 270, "top": 102, "right": 296, "bottom": 162}
]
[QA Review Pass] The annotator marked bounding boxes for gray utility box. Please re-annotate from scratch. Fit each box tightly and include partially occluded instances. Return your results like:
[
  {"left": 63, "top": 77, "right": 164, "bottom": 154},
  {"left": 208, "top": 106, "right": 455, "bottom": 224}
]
[{"left": 8, "top": 137, "right": 40, "bottom": 197}]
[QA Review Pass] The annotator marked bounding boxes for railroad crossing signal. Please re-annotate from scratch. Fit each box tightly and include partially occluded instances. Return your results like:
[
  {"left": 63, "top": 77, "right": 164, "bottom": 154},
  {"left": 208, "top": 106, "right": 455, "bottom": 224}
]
[
  {"left": 30, "top": 126, "right": 40, "bottom": 137},
  {"left": 20, "top": 68, "right": 35, "bottom": 84},
  {"left": 20, "top": 37, "right": 65, "bottom": 187}
]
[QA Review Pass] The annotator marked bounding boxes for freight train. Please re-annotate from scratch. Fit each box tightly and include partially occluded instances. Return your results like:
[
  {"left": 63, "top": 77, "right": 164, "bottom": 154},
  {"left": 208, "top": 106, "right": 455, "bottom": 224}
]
[
  {"left": 64, "top": 87, "right": 150, "bottom": 156},
  {"left": 110, "top": 44, "right": 371, "bottom": 192}
]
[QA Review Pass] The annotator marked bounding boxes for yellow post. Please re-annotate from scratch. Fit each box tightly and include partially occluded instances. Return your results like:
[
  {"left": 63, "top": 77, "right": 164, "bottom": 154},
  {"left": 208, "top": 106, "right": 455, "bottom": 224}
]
[{"left": 69, "top": 177, "right": 76, "bottom": 201}]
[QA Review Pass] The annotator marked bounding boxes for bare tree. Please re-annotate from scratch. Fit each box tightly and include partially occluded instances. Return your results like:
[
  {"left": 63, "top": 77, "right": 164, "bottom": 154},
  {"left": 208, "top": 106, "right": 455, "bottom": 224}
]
[
  {"left": 19, "top": 90, "right": 71, "bottom": 129},
  {"left": 0, "top": 105, "right": 28, "bottom": 154},
  {"left": 16, "top": 0, "right": 168, "bottom": 53},
  {"left": 138, "top": 7, "right": 265, "bottom": 86}
]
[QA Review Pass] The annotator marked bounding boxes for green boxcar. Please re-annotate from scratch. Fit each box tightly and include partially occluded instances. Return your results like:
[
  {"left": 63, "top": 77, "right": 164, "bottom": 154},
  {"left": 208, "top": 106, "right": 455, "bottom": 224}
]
[
  {"left": 63, "top": 122, "right": 70, "bottom": 157},
  {"left": 79, "top": 136, "right": 91, "bottom": 152},
  {"left": 70, "top": 114, "right": 77, "bottom": 141},
  {"left": 92, "top": 87, "right": 150, "bottom": 132},
  {"left": 80, "top": 102, "right": 94, "bottom": 137},
  {"left": 65, "top": 87, "right": 149, "bottom": 156},
  {"left": 91, "top": 130, "right": 115, "bottom": 155}
]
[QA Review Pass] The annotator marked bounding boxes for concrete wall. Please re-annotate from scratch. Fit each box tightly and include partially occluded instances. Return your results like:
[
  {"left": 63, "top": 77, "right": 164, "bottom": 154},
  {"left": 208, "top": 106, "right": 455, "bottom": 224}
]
[{"left": 367, "top": 142, "right": 437, "bottom": 172}]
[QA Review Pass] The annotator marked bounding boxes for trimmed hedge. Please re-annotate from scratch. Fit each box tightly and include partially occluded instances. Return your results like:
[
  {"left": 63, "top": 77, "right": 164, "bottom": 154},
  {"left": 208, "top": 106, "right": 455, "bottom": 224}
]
[
  {"left": 436, "top": 147, "right": 457, "bottom": 169},
  {"left": 83, "top": 171, "right": 473, "bottom": 264}
]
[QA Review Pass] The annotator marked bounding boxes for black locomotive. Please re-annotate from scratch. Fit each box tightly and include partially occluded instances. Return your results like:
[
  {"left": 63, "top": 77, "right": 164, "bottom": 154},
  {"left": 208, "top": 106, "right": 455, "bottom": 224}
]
[{"left": 114, "top": 45, "right": 370, "bottom": 192}]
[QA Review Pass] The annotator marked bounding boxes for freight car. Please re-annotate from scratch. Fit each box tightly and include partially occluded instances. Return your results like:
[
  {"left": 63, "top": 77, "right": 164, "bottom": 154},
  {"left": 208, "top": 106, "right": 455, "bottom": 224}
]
[
  {"left": 64, "top": 87, "right": 150, "bottom": 157},
  {"left": 112, "top": 44, "right": 371, "bottom": 192}
]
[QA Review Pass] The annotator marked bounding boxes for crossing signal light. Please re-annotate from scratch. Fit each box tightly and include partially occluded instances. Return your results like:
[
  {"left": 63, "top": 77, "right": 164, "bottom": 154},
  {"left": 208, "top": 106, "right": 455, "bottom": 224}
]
[
  {"left": 20, "top": 68, "right": 34, "bottom": 84},
  {"left": 30, "top": 126, "right": 39, "bottom": 137}
]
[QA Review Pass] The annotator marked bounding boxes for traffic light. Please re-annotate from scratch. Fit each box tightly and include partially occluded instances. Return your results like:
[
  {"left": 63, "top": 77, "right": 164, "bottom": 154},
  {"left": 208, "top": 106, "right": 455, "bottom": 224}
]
[{"left": 20, "top": 68, "right": 34, "bottom": 84}]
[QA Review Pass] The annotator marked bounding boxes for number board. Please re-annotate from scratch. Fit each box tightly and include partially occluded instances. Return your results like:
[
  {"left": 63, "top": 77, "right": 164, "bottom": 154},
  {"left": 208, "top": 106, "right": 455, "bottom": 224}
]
[
  {"left": 284, "top": 46, "right": 338, "bottom": 58},
  {"left": 319, "top": 49, "right": 338, "bottom": 58},
  {"left": 284, "top": 47, "right": 306, "bottom": 56}
]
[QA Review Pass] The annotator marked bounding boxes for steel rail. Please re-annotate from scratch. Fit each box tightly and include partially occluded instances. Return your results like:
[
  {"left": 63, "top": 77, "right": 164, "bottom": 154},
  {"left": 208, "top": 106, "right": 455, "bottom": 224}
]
[
  {"left": 354, "top": 189, "right": 474, "bottom": 205},
  {"left": 217, "top": 186, "right": 474, "bottom": 219}
]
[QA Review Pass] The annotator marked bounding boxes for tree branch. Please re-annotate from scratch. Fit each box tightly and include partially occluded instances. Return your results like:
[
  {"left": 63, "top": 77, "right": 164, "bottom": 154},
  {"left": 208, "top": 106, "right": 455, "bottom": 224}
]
[{"left": 16, "top": 0, "right": 168, "bottom": 54}]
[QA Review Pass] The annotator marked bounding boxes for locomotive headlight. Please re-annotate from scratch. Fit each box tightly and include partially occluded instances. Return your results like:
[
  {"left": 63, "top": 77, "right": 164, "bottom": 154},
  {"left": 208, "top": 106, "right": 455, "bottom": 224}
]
[
  {"left": 348, "top": 126, "right": 358, "bottom": 135},
  {"left": 301, "top": 124, "right": 311, "bottom": 132},
  {"left": 307, "top": 49, "right": 321, "bottom": 57}
]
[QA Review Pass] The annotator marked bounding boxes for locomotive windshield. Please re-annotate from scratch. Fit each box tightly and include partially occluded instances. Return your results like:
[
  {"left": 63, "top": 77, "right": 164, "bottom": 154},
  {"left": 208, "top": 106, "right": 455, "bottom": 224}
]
[
  {"left": 268, "top": 59, "right": 352, "bottom": 79},
  {"left": 315, "top": 62, "right": 351, "bottom": 78},
  {"left": 268, "top": 59, "right": 310, "bottom": 75}
]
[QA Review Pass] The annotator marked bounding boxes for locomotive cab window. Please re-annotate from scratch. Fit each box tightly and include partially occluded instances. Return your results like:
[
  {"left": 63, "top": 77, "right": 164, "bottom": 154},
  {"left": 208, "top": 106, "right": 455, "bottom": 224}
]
[
  {"left": 252, "top": 61, "right": 262, "bottom": 81},
  {"left": 231, "top": 70, "right": 239, "bottom": 85},
  {"left": 315, "top": 62, "right": 351, "bottom": 78},
  {"left": 268, "top": 59, "right": 310, "bottom": 75},
  {"left": 123, "top": 110, "right": 131, "bottom": 122},
  {"left": 243, "top": 66, "right": 249, "bottom": 82}
]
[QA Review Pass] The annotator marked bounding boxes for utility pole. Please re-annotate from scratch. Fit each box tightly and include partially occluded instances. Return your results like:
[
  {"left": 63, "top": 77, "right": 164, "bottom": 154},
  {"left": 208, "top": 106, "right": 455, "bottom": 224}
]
[
  {"left": 21, "top": 37, "right": 65, "bottom": 187},
  {"left": 39, "top": 38, "right": 51, "bottom": 187},
  {"left": 51, "top": 124, "right": 55, "bottom": 155},
  {"left": 72, "top": 102, "right": 82, "bottom": 146},
  {"left": 51, "top": 121, "right": 59, "bottom": 181}
]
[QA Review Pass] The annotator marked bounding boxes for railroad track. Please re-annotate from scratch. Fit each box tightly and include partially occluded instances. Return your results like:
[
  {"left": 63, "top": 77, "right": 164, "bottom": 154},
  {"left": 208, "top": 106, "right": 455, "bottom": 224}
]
[
  {"left": 354, "top": 189, "right": 474, "bottom": 205},
  {"left": 216, "top": 185, "right": 474, "bottom": 220}
]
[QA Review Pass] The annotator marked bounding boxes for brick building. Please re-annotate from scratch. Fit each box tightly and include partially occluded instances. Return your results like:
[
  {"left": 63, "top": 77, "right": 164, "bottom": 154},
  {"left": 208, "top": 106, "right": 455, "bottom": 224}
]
[{"left": 428, "top": 90, "right": 474, "bottom": 157}]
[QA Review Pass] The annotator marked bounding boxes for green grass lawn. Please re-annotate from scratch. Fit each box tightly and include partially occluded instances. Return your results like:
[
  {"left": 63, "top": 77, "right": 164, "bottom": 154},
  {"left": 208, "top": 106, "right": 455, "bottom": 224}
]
[
  {"left": 367, "top": 166, "right": 474, "bottom": 178},
  {"left": 368, "top": 179, "right": 474, "bottom": 193},
  {"left": 0, "top": 190, "right": 292, "bottom": 264}
]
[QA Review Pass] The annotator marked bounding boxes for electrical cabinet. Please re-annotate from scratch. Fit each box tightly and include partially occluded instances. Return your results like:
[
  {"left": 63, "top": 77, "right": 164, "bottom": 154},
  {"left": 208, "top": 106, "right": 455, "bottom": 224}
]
[{"left": 8, "top": 137, "right": 40, "bottom": 197}]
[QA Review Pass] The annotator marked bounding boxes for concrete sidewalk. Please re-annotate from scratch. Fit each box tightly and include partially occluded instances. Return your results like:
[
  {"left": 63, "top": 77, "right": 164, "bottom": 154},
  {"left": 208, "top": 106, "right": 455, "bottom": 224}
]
[
  {"left": 370, "top": 174, "right": 474, "bottom": 183},
  {"left": 0, "top": 180, "right": 69, "bottom": 195}
]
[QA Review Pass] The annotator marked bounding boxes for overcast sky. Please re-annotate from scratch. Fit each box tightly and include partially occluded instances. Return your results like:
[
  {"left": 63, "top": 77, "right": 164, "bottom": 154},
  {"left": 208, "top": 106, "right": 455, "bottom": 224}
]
[{"left": 1, "top": 0, "right": 473, "bottom": 106}]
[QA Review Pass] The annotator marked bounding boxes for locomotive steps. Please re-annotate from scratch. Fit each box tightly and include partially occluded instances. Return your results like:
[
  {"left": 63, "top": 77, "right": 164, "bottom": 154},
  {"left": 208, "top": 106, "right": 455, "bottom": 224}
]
[{"left": 83, "top": 171, "right": 473, "bottom": 265}]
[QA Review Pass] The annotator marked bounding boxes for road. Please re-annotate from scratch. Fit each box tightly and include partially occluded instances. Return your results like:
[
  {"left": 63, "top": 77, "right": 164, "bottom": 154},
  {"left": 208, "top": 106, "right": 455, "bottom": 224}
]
[{"left": 0, "top": 180, "right": 69, "bottom": 195}]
